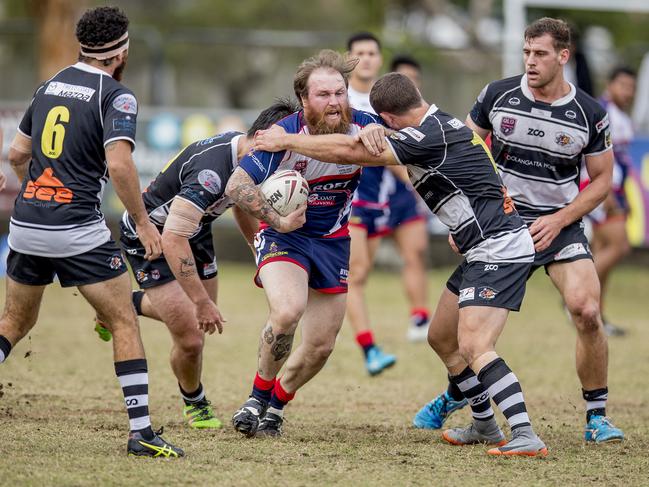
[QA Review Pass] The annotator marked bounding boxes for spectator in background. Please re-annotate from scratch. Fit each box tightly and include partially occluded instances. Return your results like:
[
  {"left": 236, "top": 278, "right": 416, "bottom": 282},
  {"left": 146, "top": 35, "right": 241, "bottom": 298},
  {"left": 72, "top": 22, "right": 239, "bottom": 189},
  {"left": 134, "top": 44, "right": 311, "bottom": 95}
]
[
  {"left": 588, "top": 67, "right": 637, "bottom": 336},
  {"left": 390, "top": 54, "right": 422, "bottom": 89}
]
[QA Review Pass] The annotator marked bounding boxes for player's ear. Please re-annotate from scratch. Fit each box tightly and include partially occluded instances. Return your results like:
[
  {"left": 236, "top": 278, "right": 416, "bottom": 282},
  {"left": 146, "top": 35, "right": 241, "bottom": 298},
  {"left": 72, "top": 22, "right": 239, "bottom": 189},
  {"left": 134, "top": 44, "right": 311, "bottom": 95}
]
[{"left": 558, "top": 48, "right": 570, "bottom": 66}]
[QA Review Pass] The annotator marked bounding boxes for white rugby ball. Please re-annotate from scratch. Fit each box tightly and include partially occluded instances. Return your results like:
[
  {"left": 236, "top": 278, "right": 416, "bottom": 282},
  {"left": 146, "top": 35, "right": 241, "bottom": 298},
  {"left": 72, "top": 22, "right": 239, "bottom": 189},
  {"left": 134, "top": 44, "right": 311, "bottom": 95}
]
[{"left": 260, "top": 170, "right": 310, "bottom": 216}]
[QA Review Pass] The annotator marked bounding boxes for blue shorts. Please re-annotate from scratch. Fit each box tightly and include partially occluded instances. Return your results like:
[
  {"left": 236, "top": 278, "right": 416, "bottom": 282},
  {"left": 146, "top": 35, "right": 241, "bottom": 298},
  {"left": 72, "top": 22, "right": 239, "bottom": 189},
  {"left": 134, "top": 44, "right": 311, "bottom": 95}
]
[
  {"left": 351, "top": 186, "right": 424, "bottom": 238},
  {"left": 254, "top": 229, "right": 350, "bottom": 293}
]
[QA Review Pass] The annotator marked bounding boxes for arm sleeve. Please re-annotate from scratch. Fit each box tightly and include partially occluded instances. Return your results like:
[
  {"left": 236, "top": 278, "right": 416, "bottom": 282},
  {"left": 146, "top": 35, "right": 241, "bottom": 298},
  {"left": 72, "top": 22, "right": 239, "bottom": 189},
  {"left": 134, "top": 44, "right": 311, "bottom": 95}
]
[
  {"left": 468, "top": 83, "right": 495, "bottom": 130},
  {"left": 584, "top": 110, "right": 613, "bottom": 156},
  {"left": 103, "top": 89, "right": 138, "bottom": 149}
]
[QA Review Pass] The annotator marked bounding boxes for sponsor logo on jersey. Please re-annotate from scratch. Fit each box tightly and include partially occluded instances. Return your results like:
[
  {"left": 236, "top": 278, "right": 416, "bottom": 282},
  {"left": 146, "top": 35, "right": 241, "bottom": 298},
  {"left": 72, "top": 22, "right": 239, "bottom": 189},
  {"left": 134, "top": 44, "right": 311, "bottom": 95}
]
[
  {"left": 45, "top": 81, "right": 95, "bottom": 102},
  {"left": 447, "top": 118, "right": 464, "bottom": 130},
  {"left": 531, "top": 108, "right": 552, "bottom": 118},
  {"left": 151, "top": 269, "right": 161, "bottom": 280},
  {"left": 198, "top": 169, "right": 222, "bottom": 194},
  {"left": 126, "top": 248, "right": 138, "bottom": 255},
  {"left": 203, "top": 259, "right": 217, "bottom": 276},
  {"left": 339, "top": 267, "right": 348, "bottom": 284},
  {"left": 390, "top": 131, "right": 407, "bottom": 141},
  {"left": 112, "top": 93, "right": 138, "bottom": 114},
  {"left": 554, "top": 242, "right": 587, "bottom": 261},
  {"left": 605, "top": 129, "right": 612, "bottom": 148},
  {"left": 565, "top": 110, "right": 577, "bottom": 119},
  {"left": 508, "top": 97, "right": 520, "bottom": 106},
  {"left": 250, "top": 153, "right": 266, "bottom": 172},
  {"left": 294, "top": 160, "right": 308, "bottom": 174},
  {"left": 23, "top": 168, "right": 73, "bottom": 205},
  {"left": 527, "top": 128, "right": 545, "bottom": 137},
  {"left": 478, "top": 287, "right": 498, "bottom": 300},
  {"left": 402, "top": 127, "right": 425, "bottom": 141},
  {"left": 555, "top": 132, "right": 574, "bottom": 147},
  {"left": 500, "top": 117, "right": 517, "bottom": 136},
  {"left": 109, "top": 255, "right": 123, "bottom": 270},
  {"left": 113, "top": 118, "right": 135, "bottom": 132},
  {"left": 595, "top": 117, "right": 610, "bottom": 133},
  {"left": 307, "top": 194, "right": 336, "bottom": 206},
  {"left": 310, "top": 179, "right": 354, "bottom": 192},
  {"left": 458, "top": 287, "right": 475, "bottom": 303}
]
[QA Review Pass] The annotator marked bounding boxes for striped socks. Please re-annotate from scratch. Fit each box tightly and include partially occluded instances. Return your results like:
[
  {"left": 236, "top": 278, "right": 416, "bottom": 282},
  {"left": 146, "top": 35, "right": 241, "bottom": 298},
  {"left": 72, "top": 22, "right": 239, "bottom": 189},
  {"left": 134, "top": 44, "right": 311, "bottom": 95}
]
[
  {"left": 477, "top": 358, "right": 531, "bottom": 432},
  {"left": 583, "top": 387, "right": 608, "bottom": 422},
  {"left": 115, "top": 358, "right": 154, "bottom": 439},
  {"left": 0, "top": 335, "right": 11, "bottom": 364},
  {"left": 451, "top": 366, "right": 495, "bottom": 422}
]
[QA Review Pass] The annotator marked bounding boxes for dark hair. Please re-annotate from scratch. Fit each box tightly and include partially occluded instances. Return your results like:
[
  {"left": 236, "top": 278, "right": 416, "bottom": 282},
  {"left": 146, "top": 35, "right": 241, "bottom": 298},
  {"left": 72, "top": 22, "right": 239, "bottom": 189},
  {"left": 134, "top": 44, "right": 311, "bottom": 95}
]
[
  {"left": 247, "top": 98, "right": 300, "bottom": 137},
  {"left": 76, "top": 6, "right": 129, "bottom": 47},
  {"left": 293, "top": 50, "right": 358, "bottom": 105},
  {"left": 346, "top": 31, "right": 381, "bottom": 52},
  {"left": 370, "top": 73, "right": 422, "bottom": 115},
  {"left": 390, "top": 54, "right": 421, "bottom": 73},
  {"left": 524, "top": 17, "right": 571, "bottom": 52},
  {"left": 608, "top": 66, "right": 637, "bottom": 82}
]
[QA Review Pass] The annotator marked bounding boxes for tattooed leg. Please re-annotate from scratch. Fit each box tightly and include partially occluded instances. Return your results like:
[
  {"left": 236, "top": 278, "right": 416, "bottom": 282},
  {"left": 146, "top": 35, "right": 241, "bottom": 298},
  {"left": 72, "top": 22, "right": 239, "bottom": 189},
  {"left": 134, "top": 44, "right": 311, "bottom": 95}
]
[
  {"left": 281, "top": 290, "right": 347, "bottom": 392},
  {"left": 257, "top": 322, "right": 297, "bottom": 379}
]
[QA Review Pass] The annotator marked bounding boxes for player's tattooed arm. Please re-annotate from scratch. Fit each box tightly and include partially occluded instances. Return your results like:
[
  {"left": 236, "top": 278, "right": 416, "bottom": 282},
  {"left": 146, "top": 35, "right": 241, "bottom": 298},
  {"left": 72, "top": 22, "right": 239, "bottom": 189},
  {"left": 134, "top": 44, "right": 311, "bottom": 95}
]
[
  {"left": 226, "top": 167, "right": 306, "bottom": 233},
  {"left": 178, "top": 256, "right": 196, "bottom": 278}
]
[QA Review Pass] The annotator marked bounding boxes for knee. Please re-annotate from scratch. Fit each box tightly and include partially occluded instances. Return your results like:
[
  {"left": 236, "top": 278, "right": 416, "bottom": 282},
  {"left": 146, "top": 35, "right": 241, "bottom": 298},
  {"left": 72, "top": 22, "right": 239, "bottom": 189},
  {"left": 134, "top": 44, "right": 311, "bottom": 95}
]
[
  {"left": 402, "top": 245, "right": 426, "bottom": 267},
  {"left": 348, "top": 262, "right": 371, "bottom": 287},
  {"left": 309, "top": 341, "right": 336, "bottom": 364},
  {"left": 176, "top": 334, "right": 204, "bottom": 358},
  {"left": 567, "top": 298, "right": 601, "bottom": 333},
  {"left": 427, "top": 322, "right": 454, "bottom": 354},
  {"left": 269, "top": 304, "right": 304, "bottom": 329}
]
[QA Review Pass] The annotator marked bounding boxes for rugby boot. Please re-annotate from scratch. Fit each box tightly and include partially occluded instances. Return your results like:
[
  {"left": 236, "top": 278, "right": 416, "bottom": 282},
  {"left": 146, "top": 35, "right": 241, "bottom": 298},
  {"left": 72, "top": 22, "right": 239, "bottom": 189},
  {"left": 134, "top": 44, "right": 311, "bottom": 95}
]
[
  {"left": 127, "top": 427, "right": 184, "bottom": 458},
  {"left": 487, "top": 427, "right": 548, "bottom": 457},
  {"left": 232, "top": 396, "right": 267, "bottom": 437},
  {"left": 183, "top": 399, "right": 222, "bottom": 429},
  {"left": 585, "top": 416, "right": 624, "bottom": 443},
  {"left": 413, "top": 391, "right": 467, "bottom": 429},
  {"left": 442, "top": 419, "right": 506, "bottom": 446},
  {"left": 255, "top": 411, "right": 283, "bottom": 437},
  {"left": 365, "top": 346, "right": 397, "bottom": 376}
]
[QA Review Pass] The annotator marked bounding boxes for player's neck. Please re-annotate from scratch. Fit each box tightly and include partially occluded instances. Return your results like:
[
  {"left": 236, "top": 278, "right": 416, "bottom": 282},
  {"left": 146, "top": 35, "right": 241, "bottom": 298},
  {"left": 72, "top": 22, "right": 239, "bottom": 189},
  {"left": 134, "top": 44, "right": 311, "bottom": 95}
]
[
  {"left": 82, "top": 59, "right": 116, "bottom": 77},
  {"left": 528, "top": 76, "right": 571, "bottom": 104},
  {"left": 349, "top": 77, "right": 373, "bottom": 94}
]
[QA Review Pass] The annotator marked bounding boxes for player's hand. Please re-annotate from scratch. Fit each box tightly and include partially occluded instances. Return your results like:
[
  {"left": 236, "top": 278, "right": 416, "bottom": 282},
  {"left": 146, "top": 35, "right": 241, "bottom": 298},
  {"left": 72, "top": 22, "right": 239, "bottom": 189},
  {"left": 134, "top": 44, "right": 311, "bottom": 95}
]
[
  {"left": 529, "top": 214, "right": 565, "bottom": 252},
  {"left": 448, "top": 233, "right": 460, "bottom": 254},
  {"left": 253, "top": 125, "right": 288, "bottom": 152},
  {"left": 277, "top": 204, "right": 307, "bottom": 233},
  {"left": 195, "top": 299, "right": 226, "bottom": 335},
  {"left": 355, "top": 123, "right": 386, "bottom": 156},
  {"left": 0, "top": 169, "right": 6, "bottom": 191},
  {"left": 136, "top": 220, "right": 163, "bottom": 260}
]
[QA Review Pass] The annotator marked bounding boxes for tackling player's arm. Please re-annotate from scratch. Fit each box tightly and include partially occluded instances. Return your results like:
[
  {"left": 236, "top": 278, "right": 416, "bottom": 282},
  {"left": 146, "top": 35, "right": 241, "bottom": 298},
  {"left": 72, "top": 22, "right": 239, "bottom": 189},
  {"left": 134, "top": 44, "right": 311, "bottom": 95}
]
[
  {"left": 224, "top": 167, "right": 305, "bottom": 233},
  {"left": 529, "top": 150, "right": 613, "bottom": 252},
  {"left": 105, "top": 140, "right": 162, "bottom": 260},
  {"left": 162, "top": 197, "right": 225, "bottom": 335},
  {"left": 8, "top": 132, "right": 32, "bottom": 183},
  {"left": 253, "top": 124, "right": 397, "bottom": 167}
]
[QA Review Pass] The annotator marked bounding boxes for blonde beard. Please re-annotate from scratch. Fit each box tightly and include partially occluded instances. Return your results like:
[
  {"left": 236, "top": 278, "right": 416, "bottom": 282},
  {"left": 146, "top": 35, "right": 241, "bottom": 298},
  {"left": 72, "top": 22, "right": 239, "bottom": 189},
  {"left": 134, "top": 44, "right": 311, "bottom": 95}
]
[{"left": 304, "top": 106, "right": 352, "bottom": 135}]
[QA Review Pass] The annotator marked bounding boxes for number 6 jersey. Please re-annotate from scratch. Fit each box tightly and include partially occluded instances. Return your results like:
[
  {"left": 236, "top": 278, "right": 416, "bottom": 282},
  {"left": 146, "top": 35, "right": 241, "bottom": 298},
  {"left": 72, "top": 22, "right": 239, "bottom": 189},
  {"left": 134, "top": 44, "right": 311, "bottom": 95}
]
[{"left": 10, "top": 62, "right": 138, "bottom": 257}]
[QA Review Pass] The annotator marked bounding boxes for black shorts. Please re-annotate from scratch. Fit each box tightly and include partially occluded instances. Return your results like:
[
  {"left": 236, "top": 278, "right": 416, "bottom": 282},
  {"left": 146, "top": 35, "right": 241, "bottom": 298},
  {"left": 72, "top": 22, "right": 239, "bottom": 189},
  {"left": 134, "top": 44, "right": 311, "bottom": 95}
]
[
  {"left": 530, "top": 220, "right": 592, "bottom": 275},
  {"left": 120, "top": 223, "right": 217, "bottom": 289},
  {"left": 446, "top": 260, "right": 532, "bottom": 312},
  {"left": 6, "top": 239, "right": 127, "bottom": 288}
]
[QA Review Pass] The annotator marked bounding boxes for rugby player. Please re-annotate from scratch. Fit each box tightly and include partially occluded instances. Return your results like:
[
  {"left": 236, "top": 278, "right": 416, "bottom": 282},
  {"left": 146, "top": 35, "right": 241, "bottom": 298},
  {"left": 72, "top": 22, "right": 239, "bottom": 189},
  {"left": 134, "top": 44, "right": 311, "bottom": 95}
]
[
  {"left": 254, "top": 72, "right": 548, "bottom": 456},
  {"left": 347, "top": 32, "right": 430, "bottom": 377},
  {"left": 587, "top": 67, "right": 637, "bottom": 336},
  {"left": 110, "top": 101, "right": 304, "bottom": 429},
  {"left": 227, "top": 50, "right": 378, "bottom": 437},
  {"left": 0, "top": 7, "right": 183, "bottom": 457},
  {"left": 417, "top": 17, "right": 624, "bottom": 443}
]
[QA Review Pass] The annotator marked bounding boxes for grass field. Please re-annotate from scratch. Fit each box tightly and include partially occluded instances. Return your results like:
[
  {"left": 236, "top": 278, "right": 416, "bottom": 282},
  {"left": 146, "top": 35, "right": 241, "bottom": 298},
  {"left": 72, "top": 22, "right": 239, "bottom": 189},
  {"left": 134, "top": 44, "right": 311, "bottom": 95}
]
[{"left": 0, "top": 262, "right": 647, "bottom": 486}]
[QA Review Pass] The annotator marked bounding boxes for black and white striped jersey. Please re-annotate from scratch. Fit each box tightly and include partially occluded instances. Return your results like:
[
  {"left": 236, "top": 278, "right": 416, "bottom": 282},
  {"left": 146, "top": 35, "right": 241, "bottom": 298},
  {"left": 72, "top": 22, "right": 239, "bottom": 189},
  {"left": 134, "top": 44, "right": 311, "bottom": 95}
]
[
  {"left": 10, "top": 62, "right": 138, "bottom": 257},
  {"left": 121, "top": 132, "right": 242, "bottom": 240},
  {"left": 470, "top": 74, "right": 612, "bottom": 223},
  {"left": 386, "top": 104, "right": 534, "bottom": 264}
]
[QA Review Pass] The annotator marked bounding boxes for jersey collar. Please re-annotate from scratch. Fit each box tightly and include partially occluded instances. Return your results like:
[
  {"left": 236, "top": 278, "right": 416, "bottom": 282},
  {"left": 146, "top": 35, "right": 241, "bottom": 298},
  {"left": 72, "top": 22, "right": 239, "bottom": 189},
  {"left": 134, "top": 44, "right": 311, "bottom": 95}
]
[
  {"left": 72, "top": 62, "right": 112, "bottom": 76},
  {"left": 520, "top": 74, "right": 576, "bottom": 106},
  {"left": 419, "top": 104, "right": 439, "bottom": 124},
  {"left": 231, "top": 134, "right": 244, "bottom": 167}
]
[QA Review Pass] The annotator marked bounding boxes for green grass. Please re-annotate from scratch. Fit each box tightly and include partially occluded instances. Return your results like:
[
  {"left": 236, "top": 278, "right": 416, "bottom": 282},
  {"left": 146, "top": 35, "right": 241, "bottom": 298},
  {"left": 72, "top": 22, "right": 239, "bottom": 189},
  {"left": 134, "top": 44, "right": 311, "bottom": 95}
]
[{"left": 1, "top": 263, "right": 648, "bottom": 486}]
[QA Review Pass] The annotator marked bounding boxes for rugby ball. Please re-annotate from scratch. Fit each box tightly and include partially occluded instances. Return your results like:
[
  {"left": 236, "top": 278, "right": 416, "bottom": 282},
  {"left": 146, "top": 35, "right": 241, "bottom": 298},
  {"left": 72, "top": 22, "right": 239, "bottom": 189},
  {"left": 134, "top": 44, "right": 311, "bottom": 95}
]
[{"left": 260, "top": 170, "right": 310, "bottom": 216}]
